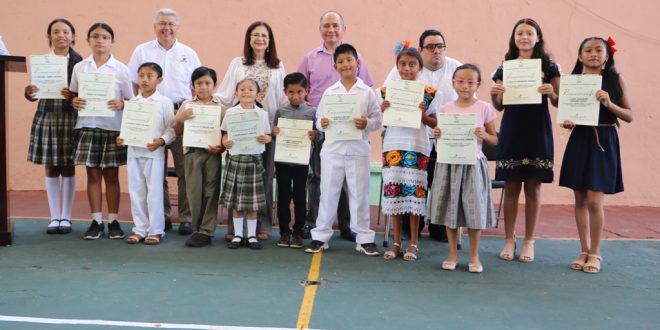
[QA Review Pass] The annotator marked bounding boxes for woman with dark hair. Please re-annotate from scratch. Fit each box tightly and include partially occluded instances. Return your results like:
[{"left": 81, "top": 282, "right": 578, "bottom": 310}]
[
  {"left": 24, "top": 18, "right": 83, "bottom": 234},
  {"left": 216, "top": 21, "right": 287, "bottom": 241}
]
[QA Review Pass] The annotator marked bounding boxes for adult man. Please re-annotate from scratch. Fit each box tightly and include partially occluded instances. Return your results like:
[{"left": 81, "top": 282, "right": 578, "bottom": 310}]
[
  {"left": 297, "top": 11, "right": 374, "bottom": 242},
  {"left": 384, "top": 29, "right": 462, "bottom": 241},
  {"left": 128, "top": 8, "right": 201, "bottom": 235}
]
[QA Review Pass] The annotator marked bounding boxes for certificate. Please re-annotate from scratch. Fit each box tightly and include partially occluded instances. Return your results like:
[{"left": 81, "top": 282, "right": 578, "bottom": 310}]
[
  {"left": 503, "top": 59, "right": 542, "bottom": 105},
  {"left": 557, "top": 75, "right": 602, "bottom": 126},
  {"left": 30, "top": 55, "right": 67, "bottom": 99},
  {"left": 225, "top": 110, "right": 264, "bottom": 155},
  {"left": 436, "top": 113, "right": 477, "bottom": 165},
  {"left": 323, "top": 93, "right": 361, "bottom": 141},
  {"left": 383, "top": 79, "right": 425, "bottom": 128},
  {"left": 78, "top": 72, "right": 115, "bottom": 117},
  {"left": 274, "top": 118, "right": 313, "bottom": 165},
  {"left": 120, "top": 101, "right": 156, "bottom": 148},
  {"left": 183, "top": 104, "right": 222, "bottom": 148}
]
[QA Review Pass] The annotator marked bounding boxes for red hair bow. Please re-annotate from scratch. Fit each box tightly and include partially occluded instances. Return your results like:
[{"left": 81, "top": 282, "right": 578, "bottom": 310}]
[{"left": 607, "top": 36, "right": 617, "bottom": 55}]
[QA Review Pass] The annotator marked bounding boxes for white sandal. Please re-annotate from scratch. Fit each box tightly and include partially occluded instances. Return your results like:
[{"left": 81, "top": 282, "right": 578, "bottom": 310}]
[{"left": 383, "top": 242, "right": 402, "bottom": 260}]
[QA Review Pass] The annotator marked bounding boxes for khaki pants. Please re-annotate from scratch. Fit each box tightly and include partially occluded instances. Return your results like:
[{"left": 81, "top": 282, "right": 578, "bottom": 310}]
[{"left": 184, "top": 148, "right": 221, "bottom": 236}]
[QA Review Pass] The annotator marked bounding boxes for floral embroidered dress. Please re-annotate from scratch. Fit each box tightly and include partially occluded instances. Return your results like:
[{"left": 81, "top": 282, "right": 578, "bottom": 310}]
[{"left": 380, "top": 85, "right": 436, "bottom": 215}]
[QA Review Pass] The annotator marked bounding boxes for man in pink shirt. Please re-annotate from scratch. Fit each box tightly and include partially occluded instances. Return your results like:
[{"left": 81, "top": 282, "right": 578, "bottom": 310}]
[{"left": 297, "top": 11, "right": 374, "bottom": 241}]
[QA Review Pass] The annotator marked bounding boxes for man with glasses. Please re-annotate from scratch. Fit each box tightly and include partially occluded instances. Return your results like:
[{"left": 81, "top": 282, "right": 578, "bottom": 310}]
[
  {"left": 128, "top": 8, "right": 201, "bottom": 235},
  {"left": 383, "top": 29, "right": 462, "bottom": 242}
]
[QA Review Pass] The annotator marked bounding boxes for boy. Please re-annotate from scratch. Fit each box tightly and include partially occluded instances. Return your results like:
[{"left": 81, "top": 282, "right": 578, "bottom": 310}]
[
  {"left": 118, "top": 62, "right": 175, "bottom": 245},
  {"left": 272, "top": 73, "right": 318, "bottom": 248},
  {"left": 305, "top": 44, "right": 382, "bottom": 256},
  {"left": 174, "top": 66, "right": 225, "bottom": 247}
]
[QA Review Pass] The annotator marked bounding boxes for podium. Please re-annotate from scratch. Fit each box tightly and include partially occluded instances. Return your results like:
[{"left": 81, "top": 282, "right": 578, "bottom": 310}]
[{"left": 1, "top": 55, "right": 26, "bottom": 246}]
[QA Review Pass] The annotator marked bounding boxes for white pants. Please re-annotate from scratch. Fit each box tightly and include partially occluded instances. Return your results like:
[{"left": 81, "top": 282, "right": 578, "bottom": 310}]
[
  {"left": 311, "top": 153, "right": 375, "bottom": 244},
  {"left": 128, "top": 157, "right": 165, "bottom": 237}
]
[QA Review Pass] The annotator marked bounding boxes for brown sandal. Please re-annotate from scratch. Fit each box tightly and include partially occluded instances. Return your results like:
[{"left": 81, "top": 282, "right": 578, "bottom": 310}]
[
  {"left": 144, "top": 235, "right": 162, "bottom": 245},
  {"left": 125, "top": 235, "right": 144, "bottom": 244}
]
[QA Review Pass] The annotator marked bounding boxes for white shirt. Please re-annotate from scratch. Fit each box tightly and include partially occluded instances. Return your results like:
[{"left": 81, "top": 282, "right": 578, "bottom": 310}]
[
  {"left": 128, "top": 39, "right": 201, "bottom": 103},
  {"left": 316, "top": 78, "right": 382, "bottom": 156},
  {"left": 69, "top": 55, "right": 134, "bottom": 131},
  {"left": 0, "top": 36, "right": 9, "bottom": 55},
  {"left": 215, "top": 57, "right": 288, "bottom": 125},
  {"left": 220, "top": 104, "right": 272, "bottom": 156},
  {"left": 125, "top": 90, "right": 175, "bottom": 160}
]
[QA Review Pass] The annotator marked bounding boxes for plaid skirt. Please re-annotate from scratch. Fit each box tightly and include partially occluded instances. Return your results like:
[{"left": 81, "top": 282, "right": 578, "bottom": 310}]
[
  {"left": 27, "top": 99, "right": 77, "bottom": 166},
  {"left": 72, "top": 128, "right": 127, "bottom": 168},
  {"left": 219, "top": 154, "right": 266, "bottom": 211},
  {"left": 427, "top": 157, "right": 496, "bottom": 230}
]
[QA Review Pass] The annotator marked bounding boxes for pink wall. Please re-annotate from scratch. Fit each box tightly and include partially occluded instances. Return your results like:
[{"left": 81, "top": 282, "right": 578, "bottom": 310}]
[{"left": 1, "top": 0, "right": 659, "bottom": 206}]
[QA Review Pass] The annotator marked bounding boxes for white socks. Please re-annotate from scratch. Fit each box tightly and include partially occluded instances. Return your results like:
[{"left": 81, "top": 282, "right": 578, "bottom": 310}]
[
  {"left": 92, "top": 212, "right": 103, "bottom": 224},
  {"left": 108, "top": 213, "right": 118, "bottom": 223},
  {"left": 45, "top": 177, "right": 61, "bottom": 221},
  {"left": 247, "top": 219, "right": 257, "bottom": 243},
  {"left": 61, "top": 176, "right": 75, "bottom": 221},
  {"left": 232, "top": 217, "right": 244, "bottom": 242}
]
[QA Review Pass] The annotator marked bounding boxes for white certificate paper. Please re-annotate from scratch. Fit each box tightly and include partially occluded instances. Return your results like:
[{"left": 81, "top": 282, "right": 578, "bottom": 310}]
[
  {"left": 183, "top": 104, "right": 222, "bottom": 148},
  {"left": 503, "top": 59, "right": 542, "bottom": 105},
  {"left": 30, "top": 55, "right": 68, "bottom": 99},
  {"left": 120, "top": 101, "right": 156, "bottom": 148},
  {"left": 78, "top": 72, "right": 115, "bottom": 117},
  {"left": 274, "top": 118, "right": 313, "bottom": 165},
  {"left": 225, "top": 110, "right": 264, "bottom": 155},
  {"left": 323, "top": 94, "right": 361, "bottom": 141},
  {"left": 436, "top": 113, "right": 477, "bottom": 165},
  {"left": 557, "top": 75, "right": 602, "bottom": 126},
  {"left": 383, "top": 79, "right": 425, "bottom": 128}
]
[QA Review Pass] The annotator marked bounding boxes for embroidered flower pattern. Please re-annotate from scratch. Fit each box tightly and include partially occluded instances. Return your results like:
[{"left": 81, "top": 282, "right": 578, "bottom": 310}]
[
  {"left": 385, "top": 150, "right": 402, "bottom": 166},
  {"left": 402, "top": 151, "right": 418, "bottom": 167},
  {"left": 497, "top": 158, "right": 553, "bottom": 170}
]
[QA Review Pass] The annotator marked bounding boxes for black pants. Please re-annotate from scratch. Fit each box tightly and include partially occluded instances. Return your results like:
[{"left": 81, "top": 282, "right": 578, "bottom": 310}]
[{"left": 276, "top": 163, "right": 307, "bottom": 236}]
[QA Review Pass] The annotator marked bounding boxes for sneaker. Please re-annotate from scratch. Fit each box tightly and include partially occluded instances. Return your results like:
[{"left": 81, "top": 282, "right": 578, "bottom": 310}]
[
  {"left": 82, "top": 221, "right": 104, "bottom": 240},
  {"left": 107, "top": 220, "right": 125, "bottom": 239},
  {"left": 46, "top": 220, "right": 60, "bottom": 235},
  {"left": 185, "top": 233, "right": 212, "bottom": 247},
  {"left": 276, "top": 234, "right": 290, "bottom": 248},
  {"left": 305, "top": 240, "right": 328, "bottom": 253},
  {"left": 290, "top": 234, "right": 304, "bottom": 249},
  {"left": 356, "top": 243, "right": 380, "bottom": 256}
]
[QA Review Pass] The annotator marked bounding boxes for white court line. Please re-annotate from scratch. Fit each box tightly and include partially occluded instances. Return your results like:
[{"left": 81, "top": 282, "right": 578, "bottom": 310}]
[{"left": 0, "top": 315, "right": 322, "bottom": 330}]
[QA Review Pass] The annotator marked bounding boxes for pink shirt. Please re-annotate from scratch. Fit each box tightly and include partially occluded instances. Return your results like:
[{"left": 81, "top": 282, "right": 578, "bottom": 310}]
[
  {"left": 297, "top": 43, "right": 374, "bottom": 107},
  {"left": 440, "top": 100, "right": 497, "bottom": 159}
]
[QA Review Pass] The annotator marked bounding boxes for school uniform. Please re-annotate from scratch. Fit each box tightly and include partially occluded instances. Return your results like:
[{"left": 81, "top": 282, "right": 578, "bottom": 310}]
[
  {"left": 312, "top": 78, "right": 382, "bottom": 244},
  {"left": 126, "top": 91, "right": 175, "bottom": 237},
  {"left": 69, "top": 55, "right": 134, "bottom": 167}
]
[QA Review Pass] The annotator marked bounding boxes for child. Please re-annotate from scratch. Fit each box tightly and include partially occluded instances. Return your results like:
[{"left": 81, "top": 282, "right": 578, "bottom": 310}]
[
  {"left": 24, "top": 18, "right": 82, "bottom": 234},
  {"left": 219, "top": 79, "right": 272, "bottom": 250},
  {"left": 175, "top": 66, "right": 225, "bottom": 247},
  {"left": 380, "top": 46, "right": 438, "bottom": 261},
  {"left": 559, "top": 37, "right": 632, "bottom": 274},
  {"left": 429, "top": 64, "right": 498, "bottom": 273},
  {"left": 305, "top": 43, "right": 382, "bottom": 256},
  {"left": 272, "top": 72, "right": 317, "bottom": 249},
  {"left": 70, "top": 23, "right": 134, "bottom": 240},
  {"left": 490, "top": 18, "right": 561, "bottom": 262},
  {"left": 117, "top": 62, "right": 175, "bottom": 245}
]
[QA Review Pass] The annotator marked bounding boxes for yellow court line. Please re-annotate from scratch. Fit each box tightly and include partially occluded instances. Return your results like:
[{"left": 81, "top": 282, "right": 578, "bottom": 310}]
[{"left": 296, "top": 252, "right": 322, "bottom": 330}]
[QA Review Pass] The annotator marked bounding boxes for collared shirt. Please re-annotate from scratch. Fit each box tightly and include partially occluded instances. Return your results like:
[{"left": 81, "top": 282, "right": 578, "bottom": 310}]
[
  {"left": 297, "top": 43, "right": 374, "bottom": 107},
  {"left": 316, "top": 78, "right": 381, "bottom": 157},
  {"left": 69, "top": 54, "right": 134, "bottom": 131},
  {"left": 180, "top": 95, "right": 224, "bottom": 154},
  {"left": 125, "top": 90, "right": 175, "bottom": 159},
  {"left": 128, "top": 39, "right": 201, "bottom": 104}
]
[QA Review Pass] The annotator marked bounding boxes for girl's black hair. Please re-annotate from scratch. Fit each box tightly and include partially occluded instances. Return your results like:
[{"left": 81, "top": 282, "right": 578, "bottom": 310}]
[
  {"left": 235, "top": 78, "right": 261, "bottom": 93},
  {"left": 396, "top": 47, "right": 424, "bottom": 69},
  {"left": 138, "top": 62, "right": 163, "bottom": 78},
  {"left": 452, "top": 63, "right": 482, "bottom": 83},
  {"left": 191, "top": 66, "right": 217, "bottom": 84},
  {"left": 87, "top": 22, "right": 114, "bottom": 40},
  {"left": 571, "top": 37, "right": 622, "bottom": 105},
  {"left": 504, "top": 18, "right": 552, "bottom": 73},
  {"left": 47, "top": 18, "right": 82, "bottom": 82}
]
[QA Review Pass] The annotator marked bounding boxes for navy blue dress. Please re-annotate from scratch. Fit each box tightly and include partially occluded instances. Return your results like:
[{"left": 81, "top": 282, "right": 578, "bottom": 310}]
[
  {"left": 559, "top": 78, "right": 624, "bottom": 194},
  {"left": 492, "top": 62, "right": 560, "bottom": 183}
]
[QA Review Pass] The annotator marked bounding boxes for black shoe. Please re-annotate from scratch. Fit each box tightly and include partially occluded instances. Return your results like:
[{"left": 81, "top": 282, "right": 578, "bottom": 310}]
[
  {"left": 58, "top": 219, "right": 72, "bottom": 234},
  {"left": 247, "top": 236, "right": 261, "bottom": 250},
  {"left": 108, "top": 220, "right": 125, "bottom": 239},
  {"left": 164, "top": 219, "right": 173, "bottom": 231},
  {"left": 290, "top": 234, "right": 304, "bottom": 249},
  {"left": 302, "top": 225, "right": 314, "bottom": 239},
  {"left": 227, "top": 236, "right": 243, "bottom": 249},
  {"left": 305, "top": 240, "right": 328, "bottom": 253},
  {"left": 356, "top": 243, "right": 380, "bottom": 256},
  {"left": 178, "top": 222, "right": 192, "bottom": 235},
  {"left": 82, "top": 221, "right": 104, "bottom": 240},
  {"left": 340, "top": 229, "right": 356, "bottom": 242},
  {"left": 276, "top": 234, "right": 290, "bottom": 247},
  {"left": 185, "top": 233, "right": 212, "bottom": 247},
  {"left": 46, "top": 220, "right": 60, "bottom": 235}
]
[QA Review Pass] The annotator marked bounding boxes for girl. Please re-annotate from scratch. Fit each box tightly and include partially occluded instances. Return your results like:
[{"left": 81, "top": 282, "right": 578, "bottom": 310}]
[
  {"left": 69, "top": 23, "right": 134, "bottom": 240},
  {"left": 25, "top": 18, "right": 82, "bottom": 234},
  {"left": 429, "top": 64, "right": 498, "bottom": 273},
  {"left": 219, "top": 79, "right": 272, "bottom": 250},
  {"left": 559, "top": 37, "right": 632, "bottom": 274},
  {"left": 490, "top": 18, "right": 560, "bottom": 262},
  {"left": 380, "top": 46, "right": 437, "bottom": 261}
]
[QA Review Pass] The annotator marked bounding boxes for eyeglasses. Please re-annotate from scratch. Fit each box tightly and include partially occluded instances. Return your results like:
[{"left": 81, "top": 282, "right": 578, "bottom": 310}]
[
  {"left": 423, "top": 43, "right": 446, "bottom": 51},
  {"left": 452, "top": 79, "right": 479, "bottom": 86},
  {"left": 156, "top": 22, "right": 177, "bottom": 28},
  {"left": 250, "top": 33, "right": 269, "bottom": 39}
]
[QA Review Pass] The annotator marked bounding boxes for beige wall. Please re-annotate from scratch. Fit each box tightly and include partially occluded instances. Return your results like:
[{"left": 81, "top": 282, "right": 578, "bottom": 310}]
[{"left": 1, "top": 0, "right": 658, "bottom": 206}]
